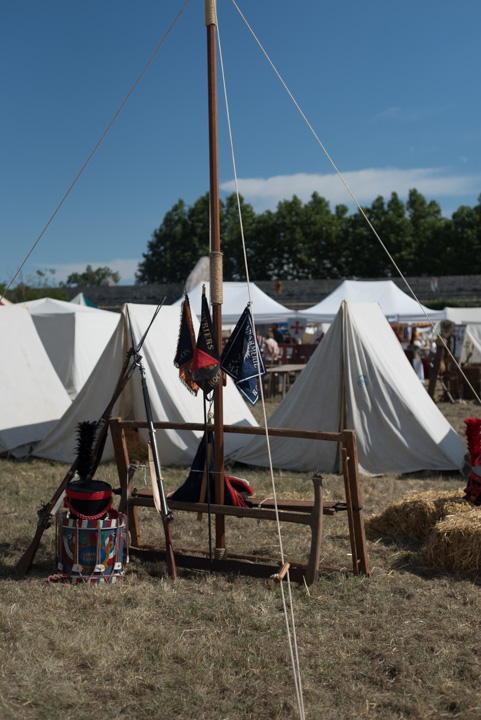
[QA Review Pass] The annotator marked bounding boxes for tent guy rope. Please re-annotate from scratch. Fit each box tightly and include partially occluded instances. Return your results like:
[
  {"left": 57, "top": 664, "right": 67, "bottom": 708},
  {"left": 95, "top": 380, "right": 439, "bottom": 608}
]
[
  {"left": 0, "top": 0, "right": 190, "bottom": 305},
  {"left": 229, "top": 0, "right": 481, "bottom": 405},
  {"left": 216, "top": 11, "right": 306, "bottom": 718}
]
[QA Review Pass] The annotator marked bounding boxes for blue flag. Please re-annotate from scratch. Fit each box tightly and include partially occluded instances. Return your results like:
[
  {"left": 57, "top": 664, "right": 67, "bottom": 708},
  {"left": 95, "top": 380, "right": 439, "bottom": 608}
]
[
  {"left": 170, "top": 432, "right": 254, "bottom": 507},
  {"left": 220, "top": 306, "right": 266, "bottom": 405}
]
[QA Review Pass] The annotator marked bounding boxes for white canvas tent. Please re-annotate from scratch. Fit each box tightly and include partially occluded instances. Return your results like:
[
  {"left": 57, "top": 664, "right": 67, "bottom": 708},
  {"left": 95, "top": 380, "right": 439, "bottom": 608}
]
[
  {"left": 19, "top": 298, "right": 119, "bottom": 399},
  {"left": 300, "top": 279, "right": 446, "bottom": 324},
  {"left": 34, "top": 304, "right": 258, "bottom": 465},
  {"left": 444, "top": 306, "right": 481, "bottom": 364},
  {"left": 174, "top": 281, "right": 294, "bottom": 325},
  {"left": 0, "top": 306, "right": 71, "bottom": 456},
  {"left": 228, "top": 302, "right": 465, "bottom": 475}
]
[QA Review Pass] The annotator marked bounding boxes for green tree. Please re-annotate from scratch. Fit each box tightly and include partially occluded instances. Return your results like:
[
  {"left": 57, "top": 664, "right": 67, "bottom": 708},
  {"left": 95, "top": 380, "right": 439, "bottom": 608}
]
[
  {"left": 406, "top": 189, "right": 447, "bottom": 275},
  {"left": 66, "top": 264, "right": 120, "bottom": 286},
  {"left": 303, "top": 193, "right": 348, "bottom": 278},
  {"left": 268, "top": 196, "right": 308, "bottom": 279},
  {"left": 382, "top": 192, "right": 414, "bottom": 275},
  {"left": 136, "top": 193, "right": 257, "bottom": 284},
  {"left": 186, "top": 193, "right": 211, "bottom": 261},
  {"left": 447, "top": 196, "right": 481, "bottom": 274},
  {"left": 2, "top": 269, "right": 70, "bottom": 302},
  {"left": 136, "top": 189, "right": 481, "bottom": 284},
  {"left": 251, "top": 195, "right": 324, "bottom": 280},
  {"left": 136, "top": 199, "right": 191, "bottom": 284},
  {"left": 248, "top": 208, "right": 277, "bottom": 280},
  {"left": 345, "top": 196, "right": 393, "bottom": 277},
  {"left": 221, "top": 194, "right": 257, "bottom": 280}
]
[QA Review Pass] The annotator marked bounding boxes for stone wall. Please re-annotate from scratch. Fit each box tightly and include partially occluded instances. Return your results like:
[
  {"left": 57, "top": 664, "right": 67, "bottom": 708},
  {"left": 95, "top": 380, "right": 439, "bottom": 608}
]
[
  {"left": 256, "top": 276, "right": 481, "bottom": 309},
  {"left": 65, "top": 275, "right": 481, "bottom": 311},
  {"left": 65, "top": 283, "right": 184, "bottom": 311}
]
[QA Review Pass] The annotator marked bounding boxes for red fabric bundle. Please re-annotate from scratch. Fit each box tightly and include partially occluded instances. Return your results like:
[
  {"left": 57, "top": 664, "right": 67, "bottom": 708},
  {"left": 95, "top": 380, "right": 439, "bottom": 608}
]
[
  {"left": 465, "top": 418, "right": 481, "bottom": 465},
  {"left": 225, "top": 476, "right": 254, "bottom": 508},
  {"left": 464, "top": 418, "right": 481, "bottom": 505}
]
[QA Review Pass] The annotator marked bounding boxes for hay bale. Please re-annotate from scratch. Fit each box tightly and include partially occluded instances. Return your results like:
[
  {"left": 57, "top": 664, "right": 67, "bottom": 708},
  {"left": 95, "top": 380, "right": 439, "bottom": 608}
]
[
  {"left": 425, "top": 511, "right": 481, "bottom": 575},
  {"left": 365, "top": 490, "right": 471, "bottom": 543}
]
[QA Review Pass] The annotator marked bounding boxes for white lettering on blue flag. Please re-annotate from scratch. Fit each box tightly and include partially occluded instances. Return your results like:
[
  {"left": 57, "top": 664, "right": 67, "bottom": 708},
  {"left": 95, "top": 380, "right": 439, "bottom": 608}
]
[{"left": 220, "top": 307, "right": 266, "bottom": 404}]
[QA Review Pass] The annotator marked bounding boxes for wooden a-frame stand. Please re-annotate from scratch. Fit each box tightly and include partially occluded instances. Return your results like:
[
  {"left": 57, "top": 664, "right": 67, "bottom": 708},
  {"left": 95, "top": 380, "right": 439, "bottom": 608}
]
[{"left": 110, "top": 418, "right": 370, "bottom": 585}]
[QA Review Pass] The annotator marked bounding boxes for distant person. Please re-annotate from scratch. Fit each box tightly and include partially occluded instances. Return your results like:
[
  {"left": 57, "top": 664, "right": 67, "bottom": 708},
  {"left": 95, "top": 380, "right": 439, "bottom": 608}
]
[
  {"left": 409, "top": 328, "right": 424, "bottom": 381},
  {"left": 264, "top": 331, "right": 280, "bottom": 365},
  {"left": 271, "top": 323, "right": 284, "bottom": 344},
  {"left": 256, "top": 330, "right": 265, "bottom": 355}
]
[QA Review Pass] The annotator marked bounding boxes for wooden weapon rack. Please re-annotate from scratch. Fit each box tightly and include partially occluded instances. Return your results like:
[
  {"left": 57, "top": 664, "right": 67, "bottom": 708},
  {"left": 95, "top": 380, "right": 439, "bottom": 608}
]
[{"left": 110, "top": 418, "right": 370, "bottom": 585}]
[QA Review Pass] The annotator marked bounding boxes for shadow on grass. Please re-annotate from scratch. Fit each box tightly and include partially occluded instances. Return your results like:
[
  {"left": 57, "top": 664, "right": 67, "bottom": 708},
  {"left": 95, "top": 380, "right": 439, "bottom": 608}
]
[
  {"left": 0, "top": 535, "right": 58, "bottom": 581},
  {"left": 389, "top": 545, "right": 481, "bottom": 584}
]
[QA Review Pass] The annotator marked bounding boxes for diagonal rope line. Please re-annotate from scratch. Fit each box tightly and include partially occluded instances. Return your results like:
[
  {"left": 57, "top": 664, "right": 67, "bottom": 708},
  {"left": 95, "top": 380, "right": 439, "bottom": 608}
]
[
  {"left": 230, "top": 0, "right": 481, "bottom": 406},
  {"left": 216, "top": 11, "right": 306, "bottom": 720},
  {"left": 0, "top": 0, "right": 191, "bottom": 305}
]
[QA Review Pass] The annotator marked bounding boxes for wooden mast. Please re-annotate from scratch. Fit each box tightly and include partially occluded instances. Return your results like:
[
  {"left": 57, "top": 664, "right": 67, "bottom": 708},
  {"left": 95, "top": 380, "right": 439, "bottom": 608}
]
[{"left": 205, "top": 0, "right": 225, "bottom": 552}]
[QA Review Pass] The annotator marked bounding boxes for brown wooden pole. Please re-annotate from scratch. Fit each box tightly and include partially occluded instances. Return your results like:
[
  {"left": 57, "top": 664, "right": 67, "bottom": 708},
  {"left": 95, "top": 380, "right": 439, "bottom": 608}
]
[
  {"left": 341, "top": 447, "right": 359, "bottom": 574},
  {"left": 305, "top": 474, "right": 323, "bottom": 586},
  {"left": 427, "top": 342, "right": 443, "bottom": 398},
  {"left": 114, "top": 419, "right": 344, "bottom": 443},
  {"left": 341, "top": 430, "right": 370, "bottom": 576},
  {"left": 205, "top": 0, "right": 225, "bottom": 551}
]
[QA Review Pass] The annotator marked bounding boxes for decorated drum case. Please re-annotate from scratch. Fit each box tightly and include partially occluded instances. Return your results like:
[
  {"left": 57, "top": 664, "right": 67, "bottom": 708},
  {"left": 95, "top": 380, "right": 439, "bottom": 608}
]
[{"left": 55, "top": 511, "right": 126, "bottom": 584}]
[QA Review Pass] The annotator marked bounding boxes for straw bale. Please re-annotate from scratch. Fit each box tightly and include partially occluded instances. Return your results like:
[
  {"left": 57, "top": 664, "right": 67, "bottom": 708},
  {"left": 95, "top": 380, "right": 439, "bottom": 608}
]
[
  {"left": 365, "top": 489, "right": 471, "bottom": 543},
  {"left": 425, "top": 511, "right": 481, "bottom": 575}
]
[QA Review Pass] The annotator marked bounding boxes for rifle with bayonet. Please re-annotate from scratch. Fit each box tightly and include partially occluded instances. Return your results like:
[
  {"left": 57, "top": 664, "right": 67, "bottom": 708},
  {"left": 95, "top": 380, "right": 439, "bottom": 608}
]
[
  {"left": 16, "top": 303, "right": 163, "bottom": 575},
  {"left": 127, "top": 306, "right": 177, "bottom": 580}
]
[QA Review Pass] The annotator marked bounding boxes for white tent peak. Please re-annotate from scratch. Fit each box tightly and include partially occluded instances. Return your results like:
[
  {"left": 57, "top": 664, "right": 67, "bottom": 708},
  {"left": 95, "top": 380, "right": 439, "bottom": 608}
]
[
  {"left": 228, "top": 301, "right": 465, "bottom": 475},
  {"left": 34, "top": 303, "right": 258, "bottom": 465},
  {"left": 444, "top": 306, "right": 481, "bottom": 365},
  {"left": 175, "top": 281, "right": 294, "bottom": 325},
  {"left": 70, "top": 292, "right": 97, "bottom": 307},
  {"left": 300, "top": 279, "right": 446, "bottom": 324},
  {"left": 20, "top": 297, "right": 103, "bottom": 315}
]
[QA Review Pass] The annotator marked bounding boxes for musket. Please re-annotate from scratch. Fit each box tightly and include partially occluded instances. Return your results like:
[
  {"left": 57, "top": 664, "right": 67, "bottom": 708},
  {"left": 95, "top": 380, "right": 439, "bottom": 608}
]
[
  {"left": 16, "top": 303, "right": 163, "bottom": 575},
  {"left": 127, "top": 305, "right": 177, "bottom": 580}
]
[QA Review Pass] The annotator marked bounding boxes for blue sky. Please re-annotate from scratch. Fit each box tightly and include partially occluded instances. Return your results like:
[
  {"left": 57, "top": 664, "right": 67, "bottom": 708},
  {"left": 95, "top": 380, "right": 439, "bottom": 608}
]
[{"left": 1, "top": 0, "right": 480, "bottom": 288}]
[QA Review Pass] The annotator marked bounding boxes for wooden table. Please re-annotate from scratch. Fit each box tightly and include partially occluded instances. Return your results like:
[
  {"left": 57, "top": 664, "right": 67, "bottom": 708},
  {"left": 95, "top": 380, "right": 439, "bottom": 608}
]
[{"left": 265, "top": 363, "right": 305, "bottom": 397}]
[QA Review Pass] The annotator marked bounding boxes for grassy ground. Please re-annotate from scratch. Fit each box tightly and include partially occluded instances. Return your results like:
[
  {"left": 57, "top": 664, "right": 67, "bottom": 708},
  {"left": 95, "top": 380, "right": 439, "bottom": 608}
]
[{"left": 1, "top": 399, "right": 481, "bottom": 719}]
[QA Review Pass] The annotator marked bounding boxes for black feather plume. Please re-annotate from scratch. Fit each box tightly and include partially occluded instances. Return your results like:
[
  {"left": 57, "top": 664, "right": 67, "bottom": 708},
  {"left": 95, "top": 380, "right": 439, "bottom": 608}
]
[{"left": 75, "top": 421, "right": 99, "bottom": 483}]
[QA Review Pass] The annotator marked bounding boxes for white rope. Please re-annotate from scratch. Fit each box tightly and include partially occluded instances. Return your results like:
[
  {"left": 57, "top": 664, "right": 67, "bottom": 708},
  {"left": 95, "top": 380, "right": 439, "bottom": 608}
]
[
  {"left": 0, "top": 0, "right": 191, "bottom": 305},
  {"left": 216, "top": 12, "right": 306, "bottom": 720},
  {"left": 230, "top": 0, "right": 481, "bottom": 406}
]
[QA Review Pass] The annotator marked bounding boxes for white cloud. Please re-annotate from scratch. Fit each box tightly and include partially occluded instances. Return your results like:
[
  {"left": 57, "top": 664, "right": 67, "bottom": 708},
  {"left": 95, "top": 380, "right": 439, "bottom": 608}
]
[
  {"left": 372, "top": 106, "right": 401, "bottom": 120},
  {"left": 36, "top": 258, "right": 140, "bottom": 285},
  {"left": 371, "top": 105, "right": 453, "bottom": 123},
  {"left": 220, "top": 167, "right": 481, "bottom": 213}
]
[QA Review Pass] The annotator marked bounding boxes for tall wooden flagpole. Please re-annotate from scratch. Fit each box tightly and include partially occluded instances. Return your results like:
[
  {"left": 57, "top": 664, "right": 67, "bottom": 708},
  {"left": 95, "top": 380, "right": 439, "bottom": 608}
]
[{"left": 205, "top": 0, "right": 225, "bottom": 552}]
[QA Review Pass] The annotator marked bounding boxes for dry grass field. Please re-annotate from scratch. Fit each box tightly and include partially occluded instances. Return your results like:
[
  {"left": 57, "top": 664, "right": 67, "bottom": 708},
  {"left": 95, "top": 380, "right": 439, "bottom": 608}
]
[{"left": 1, "top": 397, "right": 481, "bottom": 719}]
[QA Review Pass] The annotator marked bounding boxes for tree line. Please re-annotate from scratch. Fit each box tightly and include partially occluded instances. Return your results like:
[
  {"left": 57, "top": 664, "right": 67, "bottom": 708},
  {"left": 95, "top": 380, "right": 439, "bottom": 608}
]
[
  {"left": 135, "top": 189, "right": 481, "bottom": 284},
  {"left": 0, "top": 265, "right": 121, "bottom": 302}
]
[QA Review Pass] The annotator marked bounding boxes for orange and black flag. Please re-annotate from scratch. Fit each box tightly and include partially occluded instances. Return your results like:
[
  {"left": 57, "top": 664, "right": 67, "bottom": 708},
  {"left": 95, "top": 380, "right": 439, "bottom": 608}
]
[
  {"left": 192, "top": 291, "right": 221, "bottom": 396},
  {"left": 174, "top": 291, "right": 199, "bottom": 395}
]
